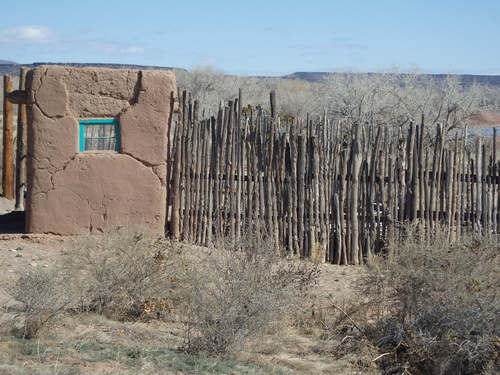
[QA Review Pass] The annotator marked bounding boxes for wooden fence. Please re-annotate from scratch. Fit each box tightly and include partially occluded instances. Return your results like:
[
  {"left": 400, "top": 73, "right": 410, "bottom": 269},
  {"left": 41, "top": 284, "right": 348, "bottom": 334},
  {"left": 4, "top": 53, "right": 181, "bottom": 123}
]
[{"left": 166, "top": 89, "right": 499, "bottom": 264}]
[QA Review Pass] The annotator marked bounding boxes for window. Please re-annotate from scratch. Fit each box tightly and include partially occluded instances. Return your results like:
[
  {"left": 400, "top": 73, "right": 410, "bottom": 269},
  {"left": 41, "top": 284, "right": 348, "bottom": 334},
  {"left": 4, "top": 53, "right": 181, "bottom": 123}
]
[{"left": 79, "top": 119, "right": 119, "bottom": 152}]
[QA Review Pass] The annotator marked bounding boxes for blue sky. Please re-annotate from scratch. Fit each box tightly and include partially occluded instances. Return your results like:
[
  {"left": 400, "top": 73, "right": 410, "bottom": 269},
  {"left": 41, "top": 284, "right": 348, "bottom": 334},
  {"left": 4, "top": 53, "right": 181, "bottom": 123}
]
[{"left": 1, "top": 0, "right": 499, "bottom": 76}]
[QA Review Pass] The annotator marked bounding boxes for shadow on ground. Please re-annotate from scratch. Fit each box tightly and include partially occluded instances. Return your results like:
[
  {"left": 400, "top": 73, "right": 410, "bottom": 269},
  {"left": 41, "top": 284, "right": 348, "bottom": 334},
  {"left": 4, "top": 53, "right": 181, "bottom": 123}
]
[{"left": 0, "top": 210, "right": 25, "bottom": 234}]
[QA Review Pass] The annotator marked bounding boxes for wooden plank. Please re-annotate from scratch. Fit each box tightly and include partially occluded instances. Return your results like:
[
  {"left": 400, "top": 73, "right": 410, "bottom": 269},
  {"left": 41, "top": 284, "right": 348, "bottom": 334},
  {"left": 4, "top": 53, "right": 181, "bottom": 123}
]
[
  {"left": 405, "top": 122, "right": 416, "bottom": 220},
  {"left": 459, "top": 129, "right": 468, "bottom": 235},
  {"left": 14, "top": 121, "right": 26, "bottom": 210},
  {"left": 386, "top": 140, "right": 395, "bottom": 245},
  {"left": 5, "top": 90, "right": 28, "bottom": 105},
  {"left": 198, "top": 119, "right": 210, "bottom": 244},
  {"left": 213, "top": 104, "right": 224, "bottom": 237},
  {"left": 290, "top": 125, "right": 299, "bottom": 255},
  {"left": 207, "top": 116, "right": 217, "bottom": 244},
  {"left": 270, "top": 90, "right": 277, "bottom": 120},
  {"left": 226, "top": 101, "right": 236, "bottom": 242},
  {"left": 481, "top": 143, "right": 487, "bottom": 233},
  {"left": 192, "top": 101, "right": 203, "bottom": 242}
]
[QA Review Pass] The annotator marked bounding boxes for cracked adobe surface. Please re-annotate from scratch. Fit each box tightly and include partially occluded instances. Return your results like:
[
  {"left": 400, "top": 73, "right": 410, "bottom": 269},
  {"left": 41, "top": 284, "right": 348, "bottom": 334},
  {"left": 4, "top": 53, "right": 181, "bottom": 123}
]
[{"left": 25, "top": 66, "right": 176, "bottom": 235}]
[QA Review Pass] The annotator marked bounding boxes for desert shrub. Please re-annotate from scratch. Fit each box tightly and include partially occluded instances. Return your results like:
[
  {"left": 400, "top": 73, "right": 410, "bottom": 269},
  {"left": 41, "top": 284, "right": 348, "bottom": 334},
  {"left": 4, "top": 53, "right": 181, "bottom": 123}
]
[
  {"left": 359, "top": 227, "right": 500, "bottom": 374},
  {"left": 11, "top": 227, "right": 185, "bottom": 336},
  {"left": 12, "top": 268, "right": 73, "bottom": 339},
  {"left": 59, "top": 227, "right": 186, "bottom": 320},
  {"left": 179, "top": 226, "right": 320, "bottom": 355}
]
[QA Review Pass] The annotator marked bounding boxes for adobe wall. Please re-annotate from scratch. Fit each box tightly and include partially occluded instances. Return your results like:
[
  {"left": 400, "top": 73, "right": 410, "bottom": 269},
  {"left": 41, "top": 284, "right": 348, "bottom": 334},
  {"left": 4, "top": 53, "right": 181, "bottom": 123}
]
[{"left": 25, "top": 65, "right": 176, "bottom": 235}]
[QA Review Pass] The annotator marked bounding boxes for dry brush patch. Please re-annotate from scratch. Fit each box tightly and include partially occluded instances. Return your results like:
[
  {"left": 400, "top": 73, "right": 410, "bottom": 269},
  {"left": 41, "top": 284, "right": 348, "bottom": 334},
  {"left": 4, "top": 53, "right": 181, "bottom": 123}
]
[
  {"left": 357, "top": 227, "right": 500, "bottom": 375},
  {"left": 177, "top": 226, "right": 320, "bottom": 355},
  {"left": 10, "top": 224, "right": 500, "bottom": 374},
  {"left": 9, "top": 227, "right": 186, "bottom": 339},
  {"left": 3, "top": 226, "right": 339, "bottom": 374},
  {"left": 58, "top": 227, "right": 186, "bottom": 321}
]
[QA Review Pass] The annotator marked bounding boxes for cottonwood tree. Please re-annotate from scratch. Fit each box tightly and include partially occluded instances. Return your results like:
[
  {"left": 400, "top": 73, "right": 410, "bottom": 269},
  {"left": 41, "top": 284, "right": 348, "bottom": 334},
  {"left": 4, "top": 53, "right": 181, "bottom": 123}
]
[
  {"left": 174, "top": 66, "right": 237, "bottom": 115},
  {"left": 483, "top": 86, "right": 500, "bottom": 115},
  {"left": 320, "top": 69, "right": 393, "bottom": 126},
  {"left": 320, "top": 68, "right": 487, "bottom": 132},
  {"left": 174, "top": 66, "right": 491, "bottom": 135},
  {"left": 423, "top": 74, "right": 485, "bottom": 131},
  {"left": 173, "top": 66, "right": 280, "bottom": 116},
  {"left": 276, "top": 79, "right": 322, "bottom": 123}
]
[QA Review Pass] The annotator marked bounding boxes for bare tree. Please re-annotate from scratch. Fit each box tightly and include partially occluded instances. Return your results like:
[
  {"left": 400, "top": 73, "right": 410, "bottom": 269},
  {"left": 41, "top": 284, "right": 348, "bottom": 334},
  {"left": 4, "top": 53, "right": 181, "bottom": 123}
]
[
  {"left": 276, "top": 79, "right": 322, "bottom": 122},
  {"left": 320, "top": 68, "right": 487, "bottom": 132},
  {"left": 173, "top": 65, "right": 280, "bottom": 115},
  {"left": 425, "top": 74, "right": 485, "bottom": 131},
  {"left": 320, "top": 69, "right": 392, "bottom": 126}
]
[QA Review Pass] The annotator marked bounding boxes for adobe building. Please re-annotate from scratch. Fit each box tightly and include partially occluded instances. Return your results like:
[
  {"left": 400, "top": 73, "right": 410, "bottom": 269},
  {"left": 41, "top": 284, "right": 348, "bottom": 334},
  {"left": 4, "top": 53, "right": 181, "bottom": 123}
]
[{"left": 25, "top": 65, "right": 176, "bottom": 235}]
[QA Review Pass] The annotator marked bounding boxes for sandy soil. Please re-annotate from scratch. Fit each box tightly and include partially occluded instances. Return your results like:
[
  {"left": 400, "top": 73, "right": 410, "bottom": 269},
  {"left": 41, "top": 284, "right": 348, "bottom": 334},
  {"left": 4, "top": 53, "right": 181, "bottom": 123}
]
[
  {"left": 0, "top": 197, "right": 74, "bottom": 309},
  {"left": 0, "top": 196, "right": 362, "bottom": 308}
]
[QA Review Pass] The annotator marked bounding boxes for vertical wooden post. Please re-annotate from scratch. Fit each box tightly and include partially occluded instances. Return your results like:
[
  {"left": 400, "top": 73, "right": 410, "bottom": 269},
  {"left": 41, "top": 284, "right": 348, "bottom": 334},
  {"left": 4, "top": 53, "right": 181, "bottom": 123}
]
[
  {"left": 349, "top": 123, "right": 362, "bottom": 265},
  {"left": 15, "top": 67, "right": 28, "bottom": 210},
  {"left": 418, "top": 119, "right": 426, "bottom": 227},
  {"left": 15, "top": 122, "right": 26, "bottom": 209},
  {"left": 493, "top": 127, "right": 498, "bottom": 235},
  {"left": 170, "top": 89, "right": 183, "bottom": 238},
  {"left": 235, "top": 89, "right": 243, "bottom": 244},
  {"left": 475, "top": 138, "right": 483, "bottom": 232},
  {"left": 182, "top": 92, "right": 192, "bottom": 241},
  {"left": 3, "top": 76, "right": 14, "bottom": 200},
  {"left": 270, "top": 90, "right": 277, "bottom": 120}
]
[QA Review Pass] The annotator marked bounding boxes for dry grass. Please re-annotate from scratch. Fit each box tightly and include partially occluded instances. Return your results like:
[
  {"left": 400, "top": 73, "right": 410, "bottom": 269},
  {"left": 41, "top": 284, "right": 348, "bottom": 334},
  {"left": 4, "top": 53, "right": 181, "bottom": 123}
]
[
  {"left": 2, "top": 226, "right": 370, "bottom": 375},
  {"left": 7, "top": 223, "right": 499, "bottom": 374},
  {"left": 358, "top": 226, "right": 500, "bottom": 374},
  {"left": 9, "top": 227, "right": 186, "bottom": 338},
  {"left": 177, "top": 226, "right": 320, "bottom": 355},
  {"left": 59, "top": 227, "right": 186, "bottom": 320}
]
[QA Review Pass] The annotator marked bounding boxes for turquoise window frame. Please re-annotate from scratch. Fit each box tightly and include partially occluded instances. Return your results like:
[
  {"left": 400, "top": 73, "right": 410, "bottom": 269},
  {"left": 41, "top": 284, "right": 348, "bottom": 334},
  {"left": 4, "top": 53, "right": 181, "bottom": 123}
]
[{"left": 79, "top": 119, "right": 119, "bottom": 152}]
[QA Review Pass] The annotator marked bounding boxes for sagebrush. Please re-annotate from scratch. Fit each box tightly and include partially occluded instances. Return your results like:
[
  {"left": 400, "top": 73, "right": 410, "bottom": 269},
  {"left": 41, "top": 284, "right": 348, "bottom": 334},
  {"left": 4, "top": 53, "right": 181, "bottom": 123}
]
[
  {"left": 359, "top": 227, "right": 500, "bottom": 375},
  {"left": 179, "top": 226, "right": 320, "bottom": 354},
  {"left": 60, "top": 227, "right": 186, "bottom": 319},
  {"left": 12, "top": 227, "right": 185, "bottom": 338}
]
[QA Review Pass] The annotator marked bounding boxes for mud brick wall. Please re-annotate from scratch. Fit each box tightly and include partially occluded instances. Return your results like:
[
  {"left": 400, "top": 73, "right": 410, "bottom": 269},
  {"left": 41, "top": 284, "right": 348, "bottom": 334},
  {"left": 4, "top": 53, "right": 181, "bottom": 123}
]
[{"left": 25, "top": 65, "right": 176, "bottom": 235}]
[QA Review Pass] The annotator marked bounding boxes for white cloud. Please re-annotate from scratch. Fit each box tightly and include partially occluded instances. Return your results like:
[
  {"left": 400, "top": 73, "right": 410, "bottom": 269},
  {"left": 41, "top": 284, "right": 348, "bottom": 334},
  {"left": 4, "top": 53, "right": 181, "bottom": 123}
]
[
  {"left": 180, "top": 51, "right": 218, "bottom": 66},
  {"left": 0, "top": 25, "right": 57, "bottom": 44},
  {"left": 118, "top": 46, "right": 145, "bottom": 55},
  {"left": 91, "top": 41, "right": 145, "bottom": 56}
]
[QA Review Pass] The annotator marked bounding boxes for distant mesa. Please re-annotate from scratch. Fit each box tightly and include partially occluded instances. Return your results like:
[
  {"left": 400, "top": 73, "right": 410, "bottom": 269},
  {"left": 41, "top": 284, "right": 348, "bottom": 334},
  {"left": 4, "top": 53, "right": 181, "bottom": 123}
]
[
  {"left": 0, "top": 62, "right": 182, "bottom": 80},
  {"left": 0, "top": 62, "right": 498, "bottom": 88},
  {"left": 284, "top": 71, "right": 500, "bottom": 87},
  {"left": 0, "top": 59, "right": 19, "bottom": 65},
  {"left": 28, "top": 62, "right": 177, "bottom": 71}
]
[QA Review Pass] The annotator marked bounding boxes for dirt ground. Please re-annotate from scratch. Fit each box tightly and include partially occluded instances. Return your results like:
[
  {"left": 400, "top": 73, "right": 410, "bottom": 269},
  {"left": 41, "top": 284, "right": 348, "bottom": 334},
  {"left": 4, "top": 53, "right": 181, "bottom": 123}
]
[
  {"left": 0, "top": 196, "right": 372, "bottom": 375},
  {"left": 0, "top": 196, "right": 361, "bottom": 307},
  {"left": 0, "top": 198, "right": 72, "bottom": 308}
]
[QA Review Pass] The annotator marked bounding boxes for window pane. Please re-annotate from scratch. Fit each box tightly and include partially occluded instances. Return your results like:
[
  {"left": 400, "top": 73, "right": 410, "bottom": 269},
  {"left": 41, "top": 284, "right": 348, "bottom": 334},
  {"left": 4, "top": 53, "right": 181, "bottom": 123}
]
[
  {"left": 84, "top": 136, "right": 116, "bottom": 151},
  {"left": 80, "top": 120, "right": 118, "bottom": 151}
]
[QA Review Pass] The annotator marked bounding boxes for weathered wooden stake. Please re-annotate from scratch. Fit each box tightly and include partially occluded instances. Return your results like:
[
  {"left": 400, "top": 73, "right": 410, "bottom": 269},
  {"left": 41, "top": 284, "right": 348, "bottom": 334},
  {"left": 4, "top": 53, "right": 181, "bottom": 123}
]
[
  {"left": 15, "top": 68, "right": 28, "bottom": 210},
  {"left": 3, "top": 76, "right": 14, "bottom": 200}
]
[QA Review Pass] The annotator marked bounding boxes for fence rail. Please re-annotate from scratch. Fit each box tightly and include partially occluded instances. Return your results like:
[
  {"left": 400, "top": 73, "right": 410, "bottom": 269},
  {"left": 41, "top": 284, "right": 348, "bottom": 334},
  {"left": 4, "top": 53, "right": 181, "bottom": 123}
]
[{"left": 166, "top": 89, "right": 499, "bottom": 264}]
